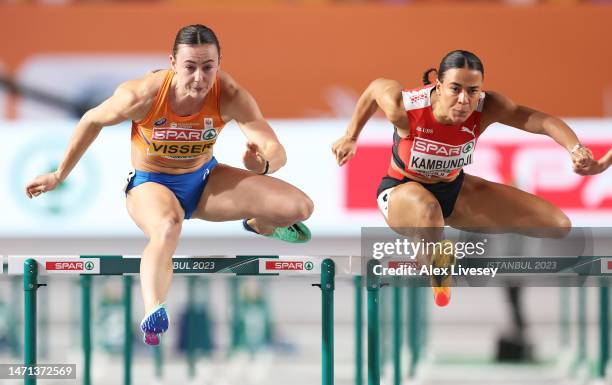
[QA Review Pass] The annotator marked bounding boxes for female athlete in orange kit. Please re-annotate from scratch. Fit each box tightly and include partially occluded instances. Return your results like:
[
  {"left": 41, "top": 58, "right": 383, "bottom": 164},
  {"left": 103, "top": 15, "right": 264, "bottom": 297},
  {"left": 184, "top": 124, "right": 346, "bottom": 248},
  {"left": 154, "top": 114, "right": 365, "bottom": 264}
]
[{"left": 26, "top": 24, "right": 313, "bottom": 344}]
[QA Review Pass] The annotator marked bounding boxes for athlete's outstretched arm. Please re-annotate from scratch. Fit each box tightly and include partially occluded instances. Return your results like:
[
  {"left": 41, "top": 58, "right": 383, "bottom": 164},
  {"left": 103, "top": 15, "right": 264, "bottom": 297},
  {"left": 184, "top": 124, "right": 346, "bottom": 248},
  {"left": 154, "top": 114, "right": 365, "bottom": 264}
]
[
  {"left": 484, "top": 91, "right": 611, "bottom": 176},
  {"left": 220, "top": 72, "right": 286, "bottom": 174},
  {"left": 332, "top": 78, "right": 405, "bottom": 166},
  {"left": 25, "top": 81, "right": 150, "bottom": 198}
]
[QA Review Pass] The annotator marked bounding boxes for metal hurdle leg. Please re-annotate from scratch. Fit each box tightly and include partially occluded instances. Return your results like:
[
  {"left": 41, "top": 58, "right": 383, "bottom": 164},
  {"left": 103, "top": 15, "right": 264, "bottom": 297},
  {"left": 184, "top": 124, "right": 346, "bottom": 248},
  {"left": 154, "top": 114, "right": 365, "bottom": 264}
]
[
  {"left": 154, "top": 345, "right": 163, "bottom": 380},
  {"left": 380, "top": 285, "right": 389, "bottom": 376},
  {"left": 419, "top": 287, "right": 428, "bottom": 357},
  {"left": 123, "top": 276, "right": 132, "bottom": 385},
  {"left": 24, "top": 258, "right": 44, "bottom": 385},
  {"left": 560, "top": 286, "right": 570, "bottom": 349},
  {"left": 556, "top": 282, "right": 573, "bottom": 378},
  {"left": 81, "top": 275, "right": 92, "bottom": 385},
  {"left": 577, "top": 286, "right": 587, "bottom": 368},
  {"left": 569, "top": 285, "right": 590, "bottom": 381},
  {"left": 407, "top": 286, "right": 420, "bottom": 378},
  {"left": 392, "top": 282, "right": 402, "bottom": 385},
  {"left": 230, "top": 277, "right": 243, "bottom": 354},
  {"left": 599, "top": 280, "right": 610, "bottom": 379},
  {"left": 187, "top": 276, "right": 197, "bottom": 379},
  {"left": 318, "top": 259, "right": 335, "bottom": 385},
  {"left": 366, "top": 260, "right": 381, "bottom": 385},
  {"left": 355, "top": 276, "right": 363, "bottom": 385}
]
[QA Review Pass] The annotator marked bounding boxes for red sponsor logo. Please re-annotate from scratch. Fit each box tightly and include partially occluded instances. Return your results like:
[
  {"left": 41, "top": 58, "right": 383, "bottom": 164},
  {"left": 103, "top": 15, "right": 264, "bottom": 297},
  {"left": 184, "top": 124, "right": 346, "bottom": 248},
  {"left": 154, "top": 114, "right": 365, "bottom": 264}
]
[
  {"left": 152, "top": 128, "right": 202, "bottom": 141},
  {"left": 416, "top": 126, "right": 434, "bottom": 134},
  {"left": 413, "top": 138, "right": 461, "bottom": 156},
  {"left": 608, "top": 261, "right": 612, "bottom": 270},
  {"left": 46, "top": 261, "right": 83, "bottom": 271},
  {"left": 388, "top": 261, "right": 420, "bottom": 269},
  {"left": 265, "top": 261, "right": 304, "bottom": 271}
]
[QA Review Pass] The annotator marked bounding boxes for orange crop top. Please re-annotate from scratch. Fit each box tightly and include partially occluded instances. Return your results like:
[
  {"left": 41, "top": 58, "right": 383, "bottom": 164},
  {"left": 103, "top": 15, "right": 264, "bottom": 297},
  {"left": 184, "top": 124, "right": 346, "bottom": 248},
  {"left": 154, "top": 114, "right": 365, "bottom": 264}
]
[{"left": 131, "top": 70, "right": 225, "bottom": 166}]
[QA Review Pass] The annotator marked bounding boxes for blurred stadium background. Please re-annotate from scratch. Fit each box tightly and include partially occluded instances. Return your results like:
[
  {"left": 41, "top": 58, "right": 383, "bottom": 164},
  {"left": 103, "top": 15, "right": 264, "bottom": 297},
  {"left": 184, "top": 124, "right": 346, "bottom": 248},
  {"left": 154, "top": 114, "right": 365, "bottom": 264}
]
[{"left": 0, "top": 1, "right": 611, "bottom": 385}]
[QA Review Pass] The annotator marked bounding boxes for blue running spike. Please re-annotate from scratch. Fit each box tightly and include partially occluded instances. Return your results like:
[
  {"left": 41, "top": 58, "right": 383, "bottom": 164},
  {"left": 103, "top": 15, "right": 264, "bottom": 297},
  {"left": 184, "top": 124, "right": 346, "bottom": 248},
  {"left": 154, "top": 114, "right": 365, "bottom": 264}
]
[{"left": 140, "top": 304, "right": 169, "bottom": 341}]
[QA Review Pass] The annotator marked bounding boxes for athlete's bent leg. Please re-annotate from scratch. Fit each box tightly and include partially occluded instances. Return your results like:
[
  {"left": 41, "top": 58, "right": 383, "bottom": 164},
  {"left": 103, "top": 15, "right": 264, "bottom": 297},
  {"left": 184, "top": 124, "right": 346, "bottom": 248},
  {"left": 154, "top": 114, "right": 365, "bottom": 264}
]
[
  {"left": 447, "top": 174, "right": 571, "bottom": 237},
  {"left": 383, "top": 182, "right": 453, "bottom": 306},
  {"left": 126, "top": 182, "right": 185, "bottom": 314},
  {"left": 192, "top": 164, "right": 313, "bottom": 232},
  {"left": 384, "top": 181, "right": 445, "bottom": 240}
]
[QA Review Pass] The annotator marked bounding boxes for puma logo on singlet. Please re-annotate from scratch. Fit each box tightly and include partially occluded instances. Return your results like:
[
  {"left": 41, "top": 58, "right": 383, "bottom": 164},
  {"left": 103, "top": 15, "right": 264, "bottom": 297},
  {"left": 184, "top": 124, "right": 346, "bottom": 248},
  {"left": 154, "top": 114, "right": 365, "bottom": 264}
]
[{"left": 460, "top": 126, "right": 476, "bottom": 137}]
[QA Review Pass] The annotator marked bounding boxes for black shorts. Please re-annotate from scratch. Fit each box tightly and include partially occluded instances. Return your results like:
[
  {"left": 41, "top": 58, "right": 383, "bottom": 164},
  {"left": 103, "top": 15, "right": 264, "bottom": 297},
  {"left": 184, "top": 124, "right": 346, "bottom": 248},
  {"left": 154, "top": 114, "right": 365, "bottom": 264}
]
[{"left": 376, "top": 170, "right": 465, "bottom": 218}]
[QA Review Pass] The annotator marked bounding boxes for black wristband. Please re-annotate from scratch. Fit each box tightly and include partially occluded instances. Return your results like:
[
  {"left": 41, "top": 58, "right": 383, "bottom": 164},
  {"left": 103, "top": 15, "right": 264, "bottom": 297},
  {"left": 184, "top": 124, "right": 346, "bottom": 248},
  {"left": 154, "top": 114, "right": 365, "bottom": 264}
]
[{"left": 259, "top": 160, "right": 270, "bottom": 175}]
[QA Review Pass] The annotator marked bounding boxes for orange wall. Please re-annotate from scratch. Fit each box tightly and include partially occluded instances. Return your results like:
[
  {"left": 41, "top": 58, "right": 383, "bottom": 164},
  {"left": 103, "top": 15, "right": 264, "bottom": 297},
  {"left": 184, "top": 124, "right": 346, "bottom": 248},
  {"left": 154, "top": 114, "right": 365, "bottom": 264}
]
[{"left": 1, "top": 4, "right": 611, "bottom": 117}]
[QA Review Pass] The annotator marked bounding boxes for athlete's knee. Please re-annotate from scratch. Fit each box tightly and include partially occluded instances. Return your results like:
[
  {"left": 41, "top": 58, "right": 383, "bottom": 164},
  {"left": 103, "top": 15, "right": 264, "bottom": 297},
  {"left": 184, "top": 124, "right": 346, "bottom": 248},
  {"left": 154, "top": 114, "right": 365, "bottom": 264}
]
[
  {"left": 150, "top": 216, "right": 182, "bottom": 243},
  {"left": 275, "top": 197, "right": 313, "bottom": 225},
  {"left": 389, "top": 187, "right": 443, "bottom": 227},
  {"left": 295, "top": 194, "right": 314, "bottom": 221},
  {"left": 420, "top": 201, "right": 445, "bottom": 227},
  {"left": 550, "top": 211, "right": 571, "bottom": 238},
  {"left": 407, "top": 192, "right": 443, "bottom": 226}
]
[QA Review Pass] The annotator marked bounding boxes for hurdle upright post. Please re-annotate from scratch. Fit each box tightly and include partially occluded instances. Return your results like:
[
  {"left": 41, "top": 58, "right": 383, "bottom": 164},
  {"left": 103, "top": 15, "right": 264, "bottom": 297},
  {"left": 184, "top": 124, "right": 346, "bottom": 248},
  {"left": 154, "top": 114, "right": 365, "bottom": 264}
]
[
  {"left": 123, "top": 276, "right": 133, "bottom": 385},
  {"left": 577, "top": 286, "right": 587, "bottom": 367},
  {"left": 80, "top": 275, "right": 92, "bottom": 385},
  {"left": 366, "top": 259, "right": 381, "bottom": 385},
  {"left": 407, "top": 286, "right": 420, "bottom": 378},
  {"left": 154, "top": 345, "right": 163, "bottom": 379},
  {"left": 187, "top": 276, "right": 197, "bottom": 379},
  {"left": 24, "top": 258, "right": 41, "bottom": 385},
  {"left": 354, "top": 275, "right": 363, "bottom": 385},
  {"left": 320, "top": 258, "right": 335, "bottom": 385},
  {"left": 229, "top": 277, "right": 243, "bottom": 354},
  {"left": 392, "top": 281, "right": 402, "bottom": 385},
  {"left": 560, "top": 286, "right": 570, "bottom": 349},
  {"left": 599, "top": 279, "right": 610, "bottom": 379}
]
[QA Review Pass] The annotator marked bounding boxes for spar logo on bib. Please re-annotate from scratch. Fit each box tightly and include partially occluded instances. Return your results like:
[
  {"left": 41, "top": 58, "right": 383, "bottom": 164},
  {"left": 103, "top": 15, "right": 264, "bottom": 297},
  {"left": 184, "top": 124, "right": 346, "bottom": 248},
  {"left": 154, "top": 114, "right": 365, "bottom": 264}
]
[
  {"left": 409, "top": 137, "right": 475, "bottom": 177},
  {"left": 202, "top": 128, "right": 217, "bottom": 140},
  {"left": 148, "top": 125, "right": 218, "bottom": 159}
]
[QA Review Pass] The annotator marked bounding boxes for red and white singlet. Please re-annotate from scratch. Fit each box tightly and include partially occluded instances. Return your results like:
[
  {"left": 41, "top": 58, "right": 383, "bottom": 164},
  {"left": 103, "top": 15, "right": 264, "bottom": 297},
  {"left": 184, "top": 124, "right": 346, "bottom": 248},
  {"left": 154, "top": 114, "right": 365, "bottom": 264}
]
[{"left": 388, "top": 84, "right": 486, "bottom": 180}]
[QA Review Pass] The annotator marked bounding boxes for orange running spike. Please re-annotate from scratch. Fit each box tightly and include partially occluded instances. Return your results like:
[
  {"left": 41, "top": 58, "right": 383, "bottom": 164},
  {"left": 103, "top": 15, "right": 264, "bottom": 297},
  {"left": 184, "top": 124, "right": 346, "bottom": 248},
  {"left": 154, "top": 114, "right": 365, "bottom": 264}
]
[
  {"left": 432, "top": 286, "right": 451, "bottom": 307},
  {"left": 430, "top": 240, "right": 455, "bottom": 307}
]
